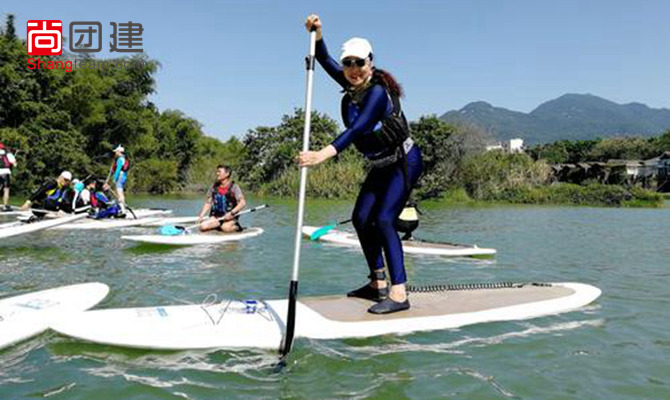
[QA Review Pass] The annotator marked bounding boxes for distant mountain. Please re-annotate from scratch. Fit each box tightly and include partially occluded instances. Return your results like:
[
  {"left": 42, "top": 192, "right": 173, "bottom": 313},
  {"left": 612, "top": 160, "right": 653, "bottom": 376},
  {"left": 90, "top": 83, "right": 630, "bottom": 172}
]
[{"left": 440, "top": 94, "right": 670, "bottom": 144}]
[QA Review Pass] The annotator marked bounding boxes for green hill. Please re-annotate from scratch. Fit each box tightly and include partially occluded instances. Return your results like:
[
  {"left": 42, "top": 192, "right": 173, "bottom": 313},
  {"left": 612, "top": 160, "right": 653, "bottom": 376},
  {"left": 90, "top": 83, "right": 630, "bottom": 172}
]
[{"left": 440, "top": 94, "right": 670, "bottom": 144}]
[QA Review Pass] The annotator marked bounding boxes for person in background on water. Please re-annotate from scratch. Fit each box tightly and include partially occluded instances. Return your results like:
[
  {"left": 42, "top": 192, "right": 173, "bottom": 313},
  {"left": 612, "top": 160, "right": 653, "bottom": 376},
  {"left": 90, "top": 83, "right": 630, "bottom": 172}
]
[
  {"left": 87, "top": 179, "right": 122, "bottom": 219},
  {"left": 197, "top": 165, "right": 247, "bottom": 233},
  {"left": 77, "top": 178, "right": 93, "bottom": 207},
  {"left": 111, "top": 145, "right": 129, "bottom": 213},
  {"left": 21, "top": 171, "right": 73, "bottom": 212},
  {"left": 61, "top": 178, "right": 92, "bottom": 213},
  {"left": 299, "top": 15, "right": 424, "bottom": 314},
  {"left": 0, "top": 143, "right": 18, "bottom": 211}
]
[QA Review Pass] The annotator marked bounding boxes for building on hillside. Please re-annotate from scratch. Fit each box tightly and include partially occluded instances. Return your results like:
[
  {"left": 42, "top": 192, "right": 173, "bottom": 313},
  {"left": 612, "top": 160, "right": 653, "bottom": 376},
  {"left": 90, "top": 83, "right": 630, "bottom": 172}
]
[
  {"left": 485, "top": 143, "right": 504, "bottom": 152},
  {"left": 507, "top": 138, "right": 524, "bottom": 153},
  {"left": 551, "top": 152, "right": 670, "bottom": 190},
  {"left": 485, "top": 138, "right": 524, "bottom": 153},
  {"left": 656, "top": 151, "right": 670, "bottom": 192}
]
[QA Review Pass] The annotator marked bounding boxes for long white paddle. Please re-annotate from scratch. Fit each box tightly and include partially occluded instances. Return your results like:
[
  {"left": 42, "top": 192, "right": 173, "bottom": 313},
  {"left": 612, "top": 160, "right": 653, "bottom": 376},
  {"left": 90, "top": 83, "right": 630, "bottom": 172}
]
[{"left": 280, "top": 28, "right": 317, "bottom": 360}]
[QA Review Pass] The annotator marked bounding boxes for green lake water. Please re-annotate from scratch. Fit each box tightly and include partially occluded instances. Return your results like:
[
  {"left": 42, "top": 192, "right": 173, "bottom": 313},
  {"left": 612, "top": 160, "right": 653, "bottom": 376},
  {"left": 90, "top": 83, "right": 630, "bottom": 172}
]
[{"left": 1, "top": 196, "right": 668, "bottom": 399}]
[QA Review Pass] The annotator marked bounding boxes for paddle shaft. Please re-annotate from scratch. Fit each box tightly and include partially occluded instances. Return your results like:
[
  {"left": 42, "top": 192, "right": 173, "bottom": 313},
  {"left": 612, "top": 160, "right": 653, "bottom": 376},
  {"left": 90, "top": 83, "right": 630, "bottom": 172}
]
[
  {"left": 105, "top": 157, "right": 115, "bottom": 185},
  {"left": 182, "top": 204, "right": 267, "bottom": 231},
  {"left": 281, "top": 29, "right": 317, "bottom": 358}
]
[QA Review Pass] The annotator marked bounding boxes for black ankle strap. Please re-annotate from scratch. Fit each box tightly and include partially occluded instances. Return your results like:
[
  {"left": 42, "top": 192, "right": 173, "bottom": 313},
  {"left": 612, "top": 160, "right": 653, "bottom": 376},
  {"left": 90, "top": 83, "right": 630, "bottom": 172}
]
[{"left": 368, "top": 269, "right": 386, "bottom": 281}]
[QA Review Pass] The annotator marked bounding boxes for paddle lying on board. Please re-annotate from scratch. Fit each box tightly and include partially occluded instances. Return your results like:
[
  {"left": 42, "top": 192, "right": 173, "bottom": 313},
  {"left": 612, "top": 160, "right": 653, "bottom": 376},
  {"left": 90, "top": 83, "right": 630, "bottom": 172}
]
[
  {"left": 18, "top": 205, "right": 92, "bottom": 220},
  {"left": 2, "top": 205, "right": 61, "bottom": 215},
  {"left": 309, "top": 218, "right": 352, "bottom": 240},
  {"left": 158, "top": 204, "right": 268, "bottom": 236}
]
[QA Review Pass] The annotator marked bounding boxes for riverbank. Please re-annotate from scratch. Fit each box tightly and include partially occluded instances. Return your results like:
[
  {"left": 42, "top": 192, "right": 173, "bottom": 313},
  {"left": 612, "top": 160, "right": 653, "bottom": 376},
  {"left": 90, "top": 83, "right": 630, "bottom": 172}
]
[
  {"left": 154, "top": 183, "right": 667, "bottom": 209},
  {"left": 429, "top": 184, "right": 665, "bottom": 208},
  {"left": 6, "top": 181, "right": 665, "bottom": 215}
]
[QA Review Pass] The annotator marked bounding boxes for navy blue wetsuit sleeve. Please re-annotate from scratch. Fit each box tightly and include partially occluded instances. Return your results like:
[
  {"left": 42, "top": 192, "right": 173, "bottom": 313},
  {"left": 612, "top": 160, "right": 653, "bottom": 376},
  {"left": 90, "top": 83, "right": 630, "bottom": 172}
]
[
  {"left": 331, "top": 85, "right": 389, "bottom": 153},
  {"left": 315, "top": 39, "right": 349, "bottom": 89},
  {"left": 30, "top": 180, "right": 57, "bottom": 202}
]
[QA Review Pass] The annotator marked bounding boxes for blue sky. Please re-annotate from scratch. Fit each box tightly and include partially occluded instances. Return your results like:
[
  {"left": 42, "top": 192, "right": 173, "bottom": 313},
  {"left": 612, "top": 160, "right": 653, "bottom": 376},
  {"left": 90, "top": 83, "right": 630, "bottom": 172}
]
[{"left": 4, "top": 0, "right": 670, "bottom": 141}]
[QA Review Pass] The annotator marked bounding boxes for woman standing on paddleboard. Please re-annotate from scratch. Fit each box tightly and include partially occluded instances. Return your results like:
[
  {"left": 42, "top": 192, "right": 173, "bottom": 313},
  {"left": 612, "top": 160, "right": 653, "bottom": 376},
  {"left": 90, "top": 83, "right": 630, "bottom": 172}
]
[{"left": 299, "top": 15, "right": 423, "bottom": 314}]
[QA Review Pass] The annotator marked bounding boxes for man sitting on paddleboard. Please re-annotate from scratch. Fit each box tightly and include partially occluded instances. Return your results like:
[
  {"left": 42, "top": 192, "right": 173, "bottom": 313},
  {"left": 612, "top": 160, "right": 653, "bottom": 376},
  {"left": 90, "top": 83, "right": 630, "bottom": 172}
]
[
  {"left": 21, "top": 171, "right": 73, "bottom": 212},
  {"left": 197, "top": 165, "right": 247, "bottom": 233}
]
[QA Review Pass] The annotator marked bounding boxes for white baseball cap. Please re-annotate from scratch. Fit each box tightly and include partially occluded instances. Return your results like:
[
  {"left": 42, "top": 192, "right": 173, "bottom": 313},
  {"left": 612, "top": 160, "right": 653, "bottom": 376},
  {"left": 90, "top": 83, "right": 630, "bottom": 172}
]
[
  {"left": 60, "top": 171, "right": 73, "bottom": 181},
  {"left": 340, "top": 37, "right": 373, "bottom": 62},
  {"left": 113, "top": 145, "right": 125, "bottom": 153}
]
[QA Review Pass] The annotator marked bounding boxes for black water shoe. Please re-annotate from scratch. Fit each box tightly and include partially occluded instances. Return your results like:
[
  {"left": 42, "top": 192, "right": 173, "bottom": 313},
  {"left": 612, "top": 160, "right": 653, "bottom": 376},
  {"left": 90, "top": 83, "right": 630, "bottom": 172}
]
[
  {"left": 347, "top": 284, "right": 388, "bottom": 302},
  {"left": 367, "top": 298, "right": 410, "bottom": 314}
]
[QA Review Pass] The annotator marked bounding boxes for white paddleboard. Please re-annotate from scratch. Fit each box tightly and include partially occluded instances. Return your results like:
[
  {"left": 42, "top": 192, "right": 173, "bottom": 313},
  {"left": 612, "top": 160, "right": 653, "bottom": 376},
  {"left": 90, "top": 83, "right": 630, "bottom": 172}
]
[
  {"left": 0, "top": 213, "right": 89, "bottom": 239},
  {"left": 302, "top": 226, "right": 496, "bottom": 258},
  {"left": 122, "top": 227, "right": 264, "bottom": 246},
  {"left": 16, "top": 208, "right": 171, "bottom": 222},
  {"left": 128, "top": 208, "right": 173, "bottom": 219},
  {"left": 0, "top": 210, "right": 28, "bottom": 217},
  {"left": 51, "top": 208, "right": 171, "bottom": 229},
  {"left": 51, "top": 282, "right": 600, "bottom": 350},
  {"left": 0, "top": 282, "right": 109, "bottom": 350},
  {"left": 50, "top": 216, "right": 162, "bottom": 230},
  {"left": 138, "top": 216, "right": 199, "bottom": 227}
]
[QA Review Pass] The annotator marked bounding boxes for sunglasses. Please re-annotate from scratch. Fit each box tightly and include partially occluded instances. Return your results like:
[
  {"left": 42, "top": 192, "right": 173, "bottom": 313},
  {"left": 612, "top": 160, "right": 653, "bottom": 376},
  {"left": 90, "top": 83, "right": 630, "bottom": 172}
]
[{"left": 342, "top": 58, "right": 368, "bottom": 68}]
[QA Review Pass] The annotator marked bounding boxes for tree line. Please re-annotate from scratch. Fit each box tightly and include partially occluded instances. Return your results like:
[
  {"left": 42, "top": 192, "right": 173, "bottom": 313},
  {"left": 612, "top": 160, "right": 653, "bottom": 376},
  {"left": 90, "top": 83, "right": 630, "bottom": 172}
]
[
  {"left": 1, "top": 15, "right": 666, "bottom": 207},
  {"left": 0, "top": 15, "right": 238, "bottom": 195}
]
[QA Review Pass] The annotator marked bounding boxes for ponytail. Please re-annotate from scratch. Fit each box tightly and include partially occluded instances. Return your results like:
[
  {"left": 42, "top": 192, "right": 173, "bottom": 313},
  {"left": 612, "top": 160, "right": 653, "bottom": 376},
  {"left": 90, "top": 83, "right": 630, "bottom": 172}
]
[{"left": 373, "top": 68, "right": 404, "bottom": 98}]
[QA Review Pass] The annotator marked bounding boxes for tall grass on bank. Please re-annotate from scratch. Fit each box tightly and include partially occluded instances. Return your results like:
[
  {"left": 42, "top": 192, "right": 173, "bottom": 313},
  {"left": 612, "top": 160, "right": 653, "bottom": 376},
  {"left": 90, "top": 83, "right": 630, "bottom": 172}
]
[
  {"left": 439, "top": 183, "right": 664, "bottom": 208},
  {"left": 259, "top": 158, "right": 365, "bottom": 198}
]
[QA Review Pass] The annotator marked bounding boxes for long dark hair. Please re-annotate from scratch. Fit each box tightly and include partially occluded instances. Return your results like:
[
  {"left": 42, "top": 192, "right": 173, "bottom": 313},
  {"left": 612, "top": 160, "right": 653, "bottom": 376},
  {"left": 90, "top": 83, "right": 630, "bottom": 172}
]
[{"left": 373, "top": 68, "right": 404, "bottom": 98}]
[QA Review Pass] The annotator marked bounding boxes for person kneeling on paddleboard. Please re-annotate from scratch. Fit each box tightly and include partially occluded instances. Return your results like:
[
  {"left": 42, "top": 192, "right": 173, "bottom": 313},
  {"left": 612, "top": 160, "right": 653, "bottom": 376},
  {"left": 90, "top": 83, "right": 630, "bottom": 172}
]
[
  {"left": 59, "top": 179, "right": 90, "bottom": 213},
  {"left": 87, "top": 179, "right": 123, "bottom": 219},
  {"left": 21, "top": 171, "right": 73, "bottom": 213},
  {"left": 197, "top": 165, "right": 247, "bottom": 233},
  {"left": 78, "top": 177, "right": 96, "bottom": 207},
  {"left": 298, "top": 15, "right": 424, "bottom": 315}
]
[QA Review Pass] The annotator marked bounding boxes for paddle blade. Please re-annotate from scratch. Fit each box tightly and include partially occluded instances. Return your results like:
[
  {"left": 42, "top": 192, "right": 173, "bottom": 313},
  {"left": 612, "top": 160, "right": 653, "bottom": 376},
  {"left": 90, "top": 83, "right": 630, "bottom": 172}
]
[
  {"left": 158, "top": 225, "right": 184, "bottom": 236},
  {"left": 310, "top": 224, "right": 336, "bottom": 241}
]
